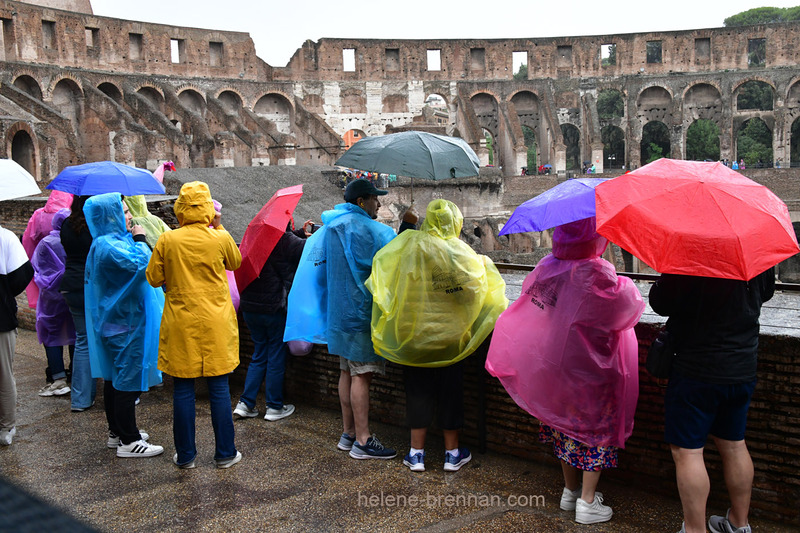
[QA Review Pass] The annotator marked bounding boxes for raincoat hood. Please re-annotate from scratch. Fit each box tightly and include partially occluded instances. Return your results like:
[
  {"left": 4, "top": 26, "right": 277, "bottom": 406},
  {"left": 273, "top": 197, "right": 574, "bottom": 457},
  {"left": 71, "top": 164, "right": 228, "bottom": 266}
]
[
  {"left": 51, "top": 208, "right": 70, "bottom": 233},
  {"left": 174, "top": 181, "right": 214, "bottom": 227},
  {"left": 84, "top": 192, "right": 126, "bottom": 238},
  {"left": 553, "top": 217, "right": 608, "bottom": 260},
  {"left": 123, "top": 194, "right": 171, "bottom": 249},
  {"left": 123, "top": 195, "right": 150, "bottom": 218},
  {"left": 420, "top": 199, "right": 463, "bottom": 239},
  {"left": 44, "top": 190, "right": 73, "bottom": 213}
]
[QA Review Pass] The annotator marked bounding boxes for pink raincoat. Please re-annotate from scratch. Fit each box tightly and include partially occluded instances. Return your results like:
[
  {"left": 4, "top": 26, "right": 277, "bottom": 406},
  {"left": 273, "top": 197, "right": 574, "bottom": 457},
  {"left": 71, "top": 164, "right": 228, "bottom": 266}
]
[
  {"left": 485, "top": 217, "right": 644, "bottom": 448},
  {"left": 22, "top": 191, "right": 73, "bottom": 309}
]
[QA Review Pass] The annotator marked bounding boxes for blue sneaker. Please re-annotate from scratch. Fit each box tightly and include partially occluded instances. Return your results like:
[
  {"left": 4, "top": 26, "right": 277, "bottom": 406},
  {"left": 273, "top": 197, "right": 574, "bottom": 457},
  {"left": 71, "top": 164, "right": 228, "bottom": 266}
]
[
  {"left": 403, "top": 451, "right": 425, "bottom": 472},
  {"left": 444, "top": 447, "right": 472, "bottom": 471},
  {"left": 349, "top": 435, "right": 397, "bottom": 460},
  {"left": 337, "top": 433, "right": 356, "bottom": 451}
]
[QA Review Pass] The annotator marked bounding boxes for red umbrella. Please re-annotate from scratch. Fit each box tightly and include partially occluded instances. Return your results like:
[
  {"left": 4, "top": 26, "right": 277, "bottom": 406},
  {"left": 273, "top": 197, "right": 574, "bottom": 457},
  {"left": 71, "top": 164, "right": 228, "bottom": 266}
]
[
  {"left": 595, "top": 158, "right": 799, "bottom": 281},
  {"left": 235, "top": 184, "right": 304, "bottom": 291}
]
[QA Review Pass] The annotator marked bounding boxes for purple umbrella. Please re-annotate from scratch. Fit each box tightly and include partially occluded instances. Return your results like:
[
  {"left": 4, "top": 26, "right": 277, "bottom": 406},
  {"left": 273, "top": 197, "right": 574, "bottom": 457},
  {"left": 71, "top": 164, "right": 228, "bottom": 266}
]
[{"left": 499, "top": 178, "right": 609, "bottom": 235}]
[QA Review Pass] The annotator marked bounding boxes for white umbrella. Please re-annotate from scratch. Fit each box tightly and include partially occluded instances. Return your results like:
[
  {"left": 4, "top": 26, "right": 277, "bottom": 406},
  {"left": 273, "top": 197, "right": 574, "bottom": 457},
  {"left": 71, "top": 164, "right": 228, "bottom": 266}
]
[{"left": 0, "top": 159, "right": 41, "bottom": 201}]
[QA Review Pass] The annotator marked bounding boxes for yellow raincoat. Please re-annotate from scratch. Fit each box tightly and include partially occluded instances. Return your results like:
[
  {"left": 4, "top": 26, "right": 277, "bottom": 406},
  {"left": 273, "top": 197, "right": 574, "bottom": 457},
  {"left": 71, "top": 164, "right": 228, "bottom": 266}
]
[
  {"left": 146, "top": 181, "right": 242, "bottom": 377},
  {"left": 123, "top": 195, "right": 171, "bottom": 249},
  {"left": 366, "top": 199, "right": 508, "bottom": 368}
]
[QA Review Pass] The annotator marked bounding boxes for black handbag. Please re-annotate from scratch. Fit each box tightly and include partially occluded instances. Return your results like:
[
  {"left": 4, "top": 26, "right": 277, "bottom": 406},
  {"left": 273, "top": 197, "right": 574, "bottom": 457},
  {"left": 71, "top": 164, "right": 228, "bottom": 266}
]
[{"left": 646, "top": 328, "right": 675, "bottom": 379}]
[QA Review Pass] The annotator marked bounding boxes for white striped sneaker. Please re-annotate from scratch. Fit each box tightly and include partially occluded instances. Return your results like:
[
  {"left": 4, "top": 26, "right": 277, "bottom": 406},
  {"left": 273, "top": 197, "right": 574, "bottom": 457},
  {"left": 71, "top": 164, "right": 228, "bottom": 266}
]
[
  {"left": 107, "top": 430, "right": 149, "bottom": 448},
  {"left": 116, "top": 439, "right": 164, "bottom": 458}
]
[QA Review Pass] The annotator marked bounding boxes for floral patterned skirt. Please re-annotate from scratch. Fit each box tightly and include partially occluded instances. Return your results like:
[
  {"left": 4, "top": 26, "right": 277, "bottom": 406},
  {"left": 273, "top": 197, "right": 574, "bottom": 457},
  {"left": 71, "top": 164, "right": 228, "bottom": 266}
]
[{"left": 539, "top": 424, "right": 619, "bottom": 471}]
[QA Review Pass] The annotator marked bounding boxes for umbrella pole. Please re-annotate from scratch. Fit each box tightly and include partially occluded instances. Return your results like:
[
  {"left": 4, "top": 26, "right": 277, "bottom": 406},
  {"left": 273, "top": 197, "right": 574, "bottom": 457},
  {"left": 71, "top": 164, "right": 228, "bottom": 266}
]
[{"left": 411, "top": 177, "right": 414, "bottom": 204}]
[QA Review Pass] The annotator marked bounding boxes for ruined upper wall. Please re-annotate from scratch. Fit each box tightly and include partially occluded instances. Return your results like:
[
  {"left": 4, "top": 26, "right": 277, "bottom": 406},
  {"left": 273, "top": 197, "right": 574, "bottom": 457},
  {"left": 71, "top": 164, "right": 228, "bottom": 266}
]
[
  {"left": 18, "top": 0, "right": 90, "bottom": 13},
  {"left": 275, "top": 24, "right": 800, "bottom": 81},
  {"left": 0, "top": 0, "right": 270, "bottom": 80}
]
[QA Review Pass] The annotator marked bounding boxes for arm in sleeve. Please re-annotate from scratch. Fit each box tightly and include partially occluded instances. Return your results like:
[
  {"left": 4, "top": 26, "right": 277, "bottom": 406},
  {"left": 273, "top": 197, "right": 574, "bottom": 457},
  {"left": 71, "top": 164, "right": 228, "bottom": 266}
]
[
  {"left": 5, "top": 261, "right": 34, "bottom": 296},
  {"left": 221, "top": 233, "right": 242, "bottom": 271},
  {"left": 648, "top": 273, "right": 688, "bottom": 317},
  {"left": 145, "top": 239, "right": 166, "bottom": 288}
]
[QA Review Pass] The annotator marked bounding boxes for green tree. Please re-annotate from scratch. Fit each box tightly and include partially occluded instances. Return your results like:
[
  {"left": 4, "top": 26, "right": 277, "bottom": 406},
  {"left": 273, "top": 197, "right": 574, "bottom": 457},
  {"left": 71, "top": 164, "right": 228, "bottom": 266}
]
[
  {"left": 561, "top": 124, "right": 580, "bottom": 170},
  {"left": 597, "top": 90, "right": 624, "bottom": 120},
  {"left": 601, "top": 44, "right": 616, "bottom": 67},
  {"left": 602, "top": 126, "right": 624, "bottom": 167},
  {"left": 641, "top": 121, "right": 670, "bottom": 163},
  {"left": 645, "top": 142, "right": 663, "bottom": 163},
  {"left": 737, "top": 118, "right": 773, "bottom": 166},
  {"left": 513, "top": 63, "right": 528, "bottom": 81},
  {"left": 522, "top": 126, "right": 537, "bottom": 170},
  {"left": 738, "top": 80, "right": 773, "bottom": 110},
  {"left": 686, "top": 119, "right": 720, "bottom": 161},
  {"left": 724, "top": 6, "right": 800, "bottom": 26},
  {"left": 484, "top": 131, "right": 494, "bottom": 165}
]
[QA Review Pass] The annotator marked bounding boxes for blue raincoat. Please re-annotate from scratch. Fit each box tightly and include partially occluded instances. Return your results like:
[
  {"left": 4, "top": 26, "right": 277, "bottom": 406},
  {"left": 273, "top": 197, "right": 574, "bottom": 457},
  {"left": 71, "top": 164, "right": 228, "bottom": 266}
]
[
  {"left": 84, "top": 193, "right": 163, "bottom": 391},
  {"left": 284, "top": 202, "right": 396, "bottom": 362}
]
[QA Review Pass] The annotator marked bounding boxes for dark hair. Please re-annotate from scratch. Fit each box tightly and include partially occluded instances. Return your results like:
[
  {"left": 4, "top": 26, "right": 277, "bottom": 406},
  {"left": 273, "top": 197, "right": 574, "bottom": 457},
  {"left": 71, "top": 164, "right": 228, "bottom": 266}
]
[{"left": 67, "top": 195, "right": 90, "bottom": 234}]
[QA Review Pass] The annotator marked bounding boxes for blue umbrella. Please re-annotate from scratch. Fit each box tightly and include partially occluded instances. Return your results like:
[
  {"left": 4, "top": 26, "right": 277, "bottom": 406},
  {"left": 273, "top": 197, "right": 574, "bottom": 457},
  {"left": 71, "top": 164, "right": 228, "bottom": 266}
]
[
  {"left": 46, "top": 161, "right": 166, "bottom": 196},
  {"left": 499, "top": 178, "right": 609, "bottom": 235}
]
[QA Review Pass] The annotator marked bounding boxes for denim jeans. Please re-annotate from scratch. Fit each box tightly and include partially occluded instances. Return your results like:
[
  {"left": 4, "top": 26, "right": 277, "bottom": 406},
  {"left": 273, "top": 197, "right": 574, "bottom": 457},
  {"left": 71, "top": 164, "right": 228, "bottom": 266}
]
[
  {"left": 173, "top": 375, "right": 237, "bottom": 464},
  {"left": 44, "top": 345, "right": 67, "bottom": 380},
  {"left": 65, "top": 294, "right": 96, "bottom": 410},
  {"left": 241, "top": 311, "right": 289, "bottom": 410}
]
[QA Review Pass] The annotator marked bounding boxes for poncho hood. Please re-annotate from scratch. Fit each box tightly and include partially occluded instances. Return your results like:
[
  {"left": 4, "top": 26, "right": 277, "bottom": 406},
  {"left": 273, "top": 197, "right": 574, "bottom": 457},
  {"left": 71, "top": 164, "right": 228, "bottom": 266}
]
[
  {"left": 84, "top": 192, "right": 126, "bottom": 238},
  {"left": 123, "top": 195, "right": 150, "bottom": 218},
  {"left": 51, "top": 208, "right": 70, "bottom": 233},
  {"left": 420, "top": 199, "right": 463, "bottom": 240},
  {"left": 43, "top": 190, "right": 73, "bottom": 213},
  {"left": 552, "top": 217, "right": 608, "bottom": 260},
  {"left": 174, "top": 181, "right": 214, "bottom": 227}
]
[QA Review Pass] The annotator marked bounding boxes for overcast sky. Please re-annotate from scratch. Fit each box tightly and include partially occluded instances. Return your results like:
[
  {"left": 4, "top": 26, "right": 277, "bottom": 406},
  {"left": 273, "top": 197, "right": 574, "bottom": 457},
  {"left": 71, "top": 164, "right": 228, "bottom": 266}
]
[{"left": 90, "top": 1, "right": 800, "bottom": 67}]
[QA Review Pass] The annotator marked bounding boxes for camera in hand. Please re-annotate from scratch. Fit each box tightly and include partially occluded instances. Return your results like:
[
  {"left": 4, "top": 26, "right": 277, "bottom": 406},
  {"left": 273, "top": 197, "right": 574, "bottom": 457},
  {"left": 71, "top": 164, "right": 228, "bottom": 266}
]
[{"left": 311, "top": 224, "right": 322, "bottom": 233}]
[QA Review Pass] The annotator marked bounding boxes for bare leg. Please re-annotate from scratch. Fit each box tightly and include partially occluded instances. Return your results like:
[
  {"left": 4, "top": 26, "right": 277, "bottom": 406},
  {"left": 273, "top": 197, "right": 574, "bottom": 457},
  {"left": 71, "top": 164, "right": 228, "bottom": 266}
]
[
  {"left": 581, "top": 471, "right": 602, "bottom": 503},
  {"left": 351, "top": 372, "right": 373, "bottom": 446},
  {"left": 713, "top": 437, "right": 753, "bottom": 529},
  {"left": 338, "top": 370, "right": 354, "bottom": 437},
  {"left": 410, "top": 428, "right": 427, "bottom": 449},
  {"left": 671, "top": 444, "right": 709, "bottom": 533},
  {"left": 443, "top": 429, "right": 459, "bottom": 450},
  {"left": 560, "top": 460, "right": 581, "bottom": 492}
]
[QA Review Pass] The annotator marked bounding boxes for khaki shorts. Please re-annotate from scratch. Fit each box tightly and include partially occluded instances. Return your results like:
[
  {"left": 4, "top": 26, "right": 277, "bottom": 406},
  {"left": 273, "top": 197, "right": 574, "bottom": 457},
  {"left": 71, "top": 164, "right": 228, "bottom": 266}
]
[{"left": 339, "top": 356, "right": 385, "bottom": 376}]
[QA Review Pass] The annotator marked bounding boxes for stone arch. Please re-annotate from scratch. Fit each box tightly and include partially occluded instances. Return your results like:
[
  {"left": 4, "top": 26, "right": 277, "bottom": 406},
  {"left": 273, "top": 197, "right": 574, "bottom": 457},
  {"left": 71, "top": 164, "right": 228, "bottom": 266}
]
[
  {"left": 641, "top": 120, "right": 670, "bottom": 163},
  {"left": 471, "top": 92, "right": 499, "bottom": 137},
  {"left": 560, "top": 123, "right": 580, "bottom": 170},
  {"left": 636, "top": 85, "right": 673, "bottom": 123},
  {"left": 481, "top": 128, "right": 497, "bottom": 167},
  {"left": 13, "top": 75, "right": 42, "bottom": 100},
  {"left": 425, "top": 92, "right": 449, "bottom": 107},
  {"left": 511, "top": 90, "right": 541, "bottom": 130},
  {"left": 343, "top": 129, "right": 366, "bottom": 150},
  {"left": 601, "top": 125, "right": 625, "bottom": 168},
  {"left": 734, "top": 79, "right": 775, "bottom": 111},
  {"left": 136, "top": 86, "right": 165, "bottom": 114},
  {"left": 785, "top": 77, "right": 800, "bottom": 106},
  {"left": 254, "top": 93, "right": 294, "bottom": 135},
  {"left": 790, "top": 116, "right": 800, "bottom": 166},
  {"left": 683, "top": 83, "right": 722, "bottom": 121},
  {"left": 97, "top": 81, "right": 123, "bottom": 103},
  {"left": 735, "top": 117, "right": 773, "bottom": 166},
  {"left": 177, "top": 88, "right": 206, "bottom": 115},
  {"left": 217, "top": 90, "right": 243, "bottom": 114},
  {"left": 50, "top": 78, "right": 83, "bottom": 123},
  {"left": 6, "top": 122, "right": 37, "bottom": 179},
  {"left": 46, "top": 74, "right": 82, "bottom": 101}
]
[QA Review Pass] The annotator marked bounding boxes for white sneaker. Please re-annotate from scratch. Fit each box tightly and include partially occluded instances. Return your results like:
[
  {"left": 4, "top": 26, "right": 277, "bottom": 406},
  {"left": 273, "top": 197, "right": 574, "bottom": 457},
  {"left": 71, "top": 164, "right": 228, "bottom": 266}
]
[
  {"left": 215, "top": 451, "right": 242, "bottom": 469},
  {"left": 38, "top": 379, "right": 70, "bottom": 397},
  {"left": 233, "top": 401, "right": 259, "bottom": 418},
  {"left": 116, "top": 439, "right": 164, "bottom": 458},
  {"left": 0, "top": 426, "right": 16, "bottom": 446},
  {"left": 264, "top": 404, "right": 295, "bottom": 421},
  {"left": 575, "top": 494, "right": 613, "bottom": 524},
  {"left": 107, "top": 430, "right": 149, "bottom": 448},
  {"left": 560, "top": 486, "right": 603, "bottom": 511}
]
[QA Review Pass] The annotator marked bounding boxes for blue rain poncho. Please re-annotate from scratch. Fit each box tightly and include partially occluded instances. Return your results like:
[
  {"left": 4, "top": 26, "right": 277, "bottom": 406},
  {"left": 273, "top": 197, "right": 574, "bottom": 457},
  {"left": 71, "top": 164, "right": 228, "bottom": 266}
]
[
  {"left": 284, "top": 202, "right": 396, "bottom": 362},
  {"left": 84, "top": 193, "right": 163, "bottom": 391},
  {"left": 366, "top": 199, "right": 508, "bottom": 367}
]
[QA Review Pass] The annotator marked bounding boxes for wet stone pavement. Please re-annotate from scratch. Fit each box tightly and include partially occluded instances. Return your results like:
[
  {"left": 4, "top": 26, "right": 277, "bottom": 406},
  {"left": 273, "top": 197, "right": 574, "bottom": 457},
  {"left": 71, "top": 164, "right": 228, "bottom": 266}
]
[{"left": 0, "top": 329, "right": 792, "bottom": 533}]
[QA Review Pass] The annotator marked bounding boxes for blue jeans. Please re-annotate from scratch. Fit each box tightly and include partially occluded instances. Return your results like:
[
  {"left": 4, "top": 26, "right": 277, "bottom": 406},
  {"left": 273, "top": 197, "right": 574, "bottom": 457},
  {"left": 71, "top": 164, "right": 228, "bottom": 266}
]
[
  {"left": 66, "top": 295, "right": 96, "bottom": 410},
  {"left": 44, "top": 346, "right": 67, "bottom": 380},
  {"left": 173, "top": 375, "right": 237, "bottom": 464},
  {"left": 241, "top": 311, "right": 288, "bottom": 410}
]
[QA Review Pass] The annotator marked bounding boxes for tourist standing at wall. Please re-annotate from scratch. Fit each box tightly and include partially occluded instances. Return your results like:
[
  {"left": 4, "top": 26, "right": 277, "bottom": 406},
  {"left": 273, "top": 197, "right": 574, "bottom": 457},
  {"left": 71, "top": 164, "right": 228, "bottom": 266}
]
[
  {"left": 285, "top": 179, "right": 416, "bottom": 460},
  {"left": 32, "top": 208, "right": 75, "bottom": 399},
  {"left": 84, "top": 193, "right": 164, "bottom": 458},
  {"left": 486, "top": 217, "right": 644, "bottom": 525},
  {"left": 146, "top": 181, "right": 243, "bottom": 469},
  {"left": 233, "top": 221, "right": 308, "bottom": 422},
  {"left": 0, "top": 220, "right": 34, "bottom": 446},
  {"left": 59, "top": 196, "right": 97, "bottom": 412},
  {"left": 366, "top": 199, "right": 507, "bottom": 472},
  {"left": 649, "top": 269, "right": 774, "bottom": 533}
]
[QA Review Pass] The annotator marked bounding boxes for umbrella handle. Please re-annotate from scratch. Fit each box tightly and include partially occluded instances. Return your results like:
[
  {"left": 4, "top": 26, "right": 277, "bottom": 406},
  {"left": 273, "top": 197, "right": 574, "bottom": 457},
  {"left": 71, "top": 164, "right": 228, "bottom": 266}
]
[{"left": 411, "top": 177, "right": 414, "bottom": 203}]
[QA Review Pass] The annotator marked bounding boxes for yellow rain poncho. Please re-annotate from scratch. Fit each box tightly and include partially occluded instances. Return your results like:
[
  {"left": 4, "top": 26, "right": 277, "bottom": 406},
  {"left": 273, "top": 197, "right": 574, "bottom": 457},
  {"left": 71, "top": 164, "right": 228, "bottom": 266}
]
[
  {"left": 146, "top": 181, "right": 242, "bottom": 377},
  {"left": 366, "top": 199, "right": 508, "bottom": 368},
  {"left": 123, "top": 195, "right": 171, "bottom": 249}
]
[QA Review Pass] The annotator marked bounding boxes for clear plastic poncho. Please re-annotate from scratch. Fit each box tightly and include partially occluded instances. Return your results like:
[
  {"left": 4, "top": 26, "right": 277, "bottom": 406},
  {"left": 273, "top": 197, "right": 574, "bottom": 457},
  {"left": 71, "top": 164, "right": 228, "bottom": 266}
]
[
  {"left": 123, "top": 195, "right": 171, "bottom": 250},
  {"left": 31, "top": 208, "right": 75, "bottom": 346},
  {"left": 23, "top": 190, "right": 73, "bottom": 308},
  {"left": 284, "top": 202, "right": 396, "bottom": 362},
  {"left": 84, "top": 193, "right": 163, "bottom": 392},
  {"left": 485, "top": 217, "right": 644, "bottom": 448},
  {"left": 366, "top": 199, "right": 508, "bottom": 367}
]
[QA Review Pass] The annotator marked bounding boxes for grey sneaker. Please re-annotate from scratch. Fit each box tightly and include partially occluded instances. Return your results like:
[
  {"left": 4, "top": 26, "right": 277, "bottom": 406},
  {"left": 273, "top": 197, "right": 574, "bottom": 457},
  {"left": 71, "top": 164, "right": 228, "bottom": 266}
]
[
  {"left": 116, "top": 439, "right": 164, "bottom": 458},
  {"left": 107, "top": 430, "right": 149, "bottom": 448},
  {"left": 0, "top": 426, "right": 16, "bottom": 446},
  {"left": 38, "top": 379, "right": 70, "bottom": 397},
  {"left": 575, "top": 494, "right": 613, "bottom": 524},
  {"left": 233, "top": 401, "right": 259, "bottom": 419},
  {"left": 264, "top": 404, "right": 295, "bottom": 421},
  {"left": 337, "top": 433, "right": 355, "bottom": 451},
  {"left": 709, "top": 509, "right": 752, "bottom": 533},
  {"left": 349, "top": 435, "right": 397, "bottom": 460},
  {"left": 560, "top": 486, "right": 603, "bottom": 511},
  {"left": 173, "top": 453, "right": 196, "bottom": 469},
  {"left": 216, "top": 451, "right": 242, "bottom": 469}
]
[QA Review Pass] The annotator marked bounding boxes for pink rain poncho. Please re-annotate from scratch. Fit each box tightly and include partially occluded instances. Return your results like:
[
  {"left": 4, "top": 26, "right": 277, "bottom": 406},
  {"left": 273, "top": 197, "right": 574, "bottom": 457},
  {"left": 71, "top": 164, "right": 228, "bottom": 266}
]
[
  {"left": 212, "top": 199, "right": 239, "bottom": 311},
  {"left": 485, "top": 217, "right": 644, "bottom": 448},
  {"left": 30, "top": 208, "right": 76, "bottom": 346},
  {"left": 22, "top": 190, "right": 73, "bottom": 309}
]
